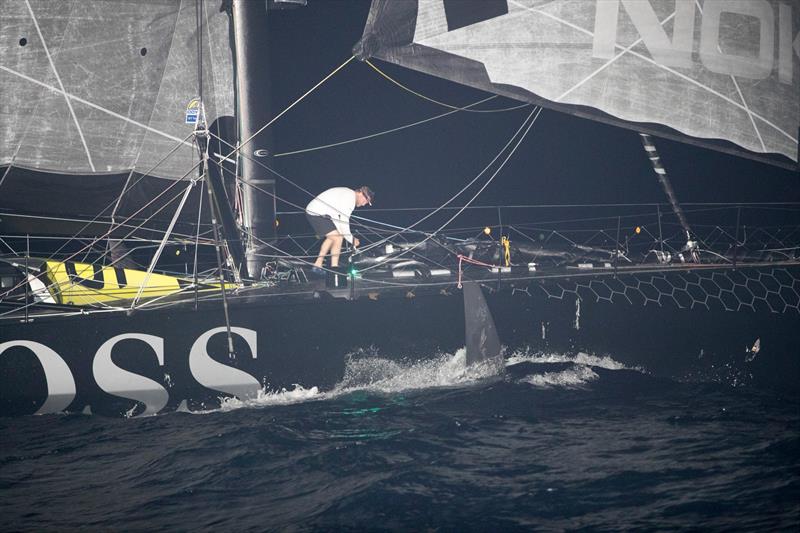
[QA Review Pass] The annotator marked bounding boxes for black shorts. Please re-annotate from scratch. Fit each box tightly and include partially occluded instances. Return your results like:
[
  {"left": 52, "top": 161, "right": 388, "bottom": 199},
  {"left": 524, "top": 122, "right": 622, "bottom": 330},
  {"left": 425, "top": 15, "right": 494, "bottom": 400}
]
[{"left": 306, "top": 213, "right": 337, "bottom": 238}]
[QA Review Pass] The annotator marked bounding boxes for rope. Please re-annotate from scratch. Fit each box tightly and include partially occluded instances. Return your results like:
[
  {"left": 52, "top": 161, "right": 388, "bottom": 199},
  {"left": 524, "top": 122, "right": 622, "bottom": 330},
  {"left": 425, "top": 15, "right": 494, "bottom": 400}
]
[
  {"left": 359, "top": 106, "right": 542, "bottom": 274},
  {"left": 274, "top": 95, "right": 504, "bottom": 158},
  {"left": 357, "top": 106, "right": 542, "bottom": 262},
  {"left": 365, "top": 60, "right": 529, "bottom": 113},
  {"left": 221, "top": 55, "right": 355, "bottom": 163},
  {"left": 457, "top": 254, "right": 498, "bottom": 289}
]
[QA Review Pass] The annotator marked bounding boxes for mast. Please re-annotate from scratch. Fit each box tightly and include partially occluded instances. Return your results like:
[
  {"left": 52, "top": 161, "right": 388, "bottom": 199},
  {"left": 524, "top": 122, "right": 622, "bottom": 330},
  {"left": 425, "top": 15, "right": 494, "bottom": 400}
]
[{"left": 231, "top": 0, "right": 277, "bottom": 279}]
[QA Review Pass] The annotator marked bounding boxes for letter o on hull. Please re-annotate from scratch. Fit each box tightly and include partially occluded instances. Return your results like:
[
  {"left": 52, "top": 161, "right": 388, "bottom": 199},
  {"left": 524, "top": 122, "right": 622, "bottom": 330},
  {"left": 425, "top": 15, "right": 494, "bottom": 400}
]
[{"left": 0, "top": 341, "right": 76, "bottom": 414}]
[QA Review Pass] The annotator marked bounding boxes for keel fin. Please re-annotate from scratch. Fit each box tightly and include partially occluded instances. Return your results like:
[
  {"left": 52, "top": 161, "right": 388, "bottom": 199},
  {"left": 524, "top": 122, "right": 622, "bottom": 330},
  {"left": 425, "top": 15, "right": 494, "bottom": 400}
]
[{"left": 463, "top": 281, "right": 501, "bottom": 365}]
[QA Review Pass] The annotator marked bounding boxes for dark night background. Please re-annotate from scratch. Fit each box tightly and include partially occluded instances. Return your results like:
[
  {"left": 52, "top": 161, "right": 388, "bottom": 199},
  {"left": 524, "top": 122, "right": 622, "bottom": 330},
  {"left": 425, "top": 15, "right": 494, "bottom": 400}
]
[
  {"left": 265, "top": 0, "right": 798, "bottom": 242},
  {"left": 1, "top": 3, "right": 799, "bottom": 530}
]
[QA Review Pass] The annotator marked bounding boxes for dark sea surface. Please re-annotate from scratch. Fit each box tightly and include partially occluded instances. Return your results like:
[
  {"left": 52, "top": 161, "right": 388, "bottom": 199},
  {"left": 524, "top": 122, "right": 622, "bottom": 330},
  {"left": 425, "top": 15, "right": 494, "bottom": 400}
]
[{"left": 2, "top": 350, "right": 798, "bottom": 532}]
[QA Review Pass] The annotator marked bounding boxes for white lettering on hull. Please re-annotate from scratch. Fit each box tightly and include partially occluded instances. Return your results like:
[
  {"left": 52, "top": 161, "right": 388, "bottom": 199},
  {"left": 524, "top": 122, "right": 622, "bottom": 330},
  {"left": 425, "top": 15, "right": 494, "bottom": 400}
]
[
  {"left": 1, "top": 327, "right": 262, "bottom": 415},
  {"left": 0, "top": 340, "right": 76, "bottom": 414},
  {"left": 93, "top": 334, "right": 168, "bottom": 417},
  {"left": 189, "top": 327, "right": 260, "bottom": 401}
]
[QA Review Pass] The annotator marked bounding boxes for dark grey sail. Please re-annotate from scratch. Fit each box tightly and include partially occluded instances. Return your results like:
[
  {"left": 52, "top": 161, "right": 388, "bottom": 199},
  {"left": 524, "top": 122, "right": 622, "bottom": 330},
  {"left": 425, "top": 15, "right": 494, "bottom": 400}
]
[
  {"left": 357, "top": 0, "right": 800, "bottom": 168},
  {"left": 0, "top": 0, "right": 243, "bottom": 266},
  {"left": 1, "top": 0, "right": 233, "bottom": 178}
]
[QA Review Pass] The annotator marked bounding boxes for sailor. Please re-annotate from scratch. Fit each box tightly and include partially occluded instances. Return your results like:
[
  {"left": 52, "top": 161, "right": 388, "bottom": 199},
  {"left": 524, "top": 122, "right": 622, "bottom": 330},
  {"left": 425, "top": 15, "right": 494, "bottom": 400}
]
[{"left": 305, "top": 186, "right": 374, "bottom": 275}]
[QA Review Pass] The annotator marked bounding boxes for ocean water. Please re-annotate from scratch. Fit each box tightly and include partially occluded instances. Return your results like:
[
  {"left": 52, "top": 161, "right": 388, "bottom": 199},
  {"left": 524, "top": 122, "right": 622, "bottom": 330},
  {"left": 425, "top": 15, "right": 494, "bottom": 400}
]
[{"left": 1, "top": 349, "right": 798, "bottom": 531}]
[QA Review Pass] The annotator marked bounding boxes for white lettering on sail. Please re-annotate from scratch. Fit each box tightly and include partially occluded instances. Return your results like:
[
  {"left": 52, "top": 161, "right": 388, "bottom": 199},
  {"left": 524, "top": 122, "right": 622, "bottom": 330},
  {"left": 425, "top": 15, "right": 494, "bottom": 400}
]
[
  {"left": 0, "top": 340, "right": 76, "bottom": 414},
  {"left": 414, "top": 0, "right": 449, "bottom": 43},
  {"left": 700, "top": 0, "right": 774, "bottom": 79},
  {"left": 188, "top": 327, "right": 260, "bottom": 400},
  {"left": 592, "top": 0, "right": 796, "bottom": 83},
  {"left": 779, "top": 2, "right": 793, "bottom": 83},
  {"left": 93, "top": 334, "right": 169, "bottom": 416},
  {"left": 593, "top": 0, "right": 695, "bottom": 68}
]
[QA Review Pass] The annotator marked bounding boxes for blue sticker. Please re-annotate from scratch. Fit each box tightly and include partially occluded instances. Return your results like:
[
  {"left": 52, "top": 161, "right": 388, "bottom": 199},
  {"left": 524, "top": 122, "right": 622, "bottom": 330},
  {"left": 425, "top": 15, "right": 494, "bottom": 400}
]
[{"left": 185, "top": 98, "right": 200, "bottom": 124}]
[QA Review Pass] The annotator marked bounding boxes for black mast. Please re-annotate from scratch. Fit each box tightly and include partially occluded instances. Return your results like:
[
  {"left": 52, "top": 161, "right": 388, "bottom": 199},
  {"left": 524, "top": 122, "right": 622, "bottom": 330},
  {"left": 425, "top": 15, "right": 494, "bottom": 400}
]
[{"left": 231, "top": 0, "right": 278, "bottom": 279}]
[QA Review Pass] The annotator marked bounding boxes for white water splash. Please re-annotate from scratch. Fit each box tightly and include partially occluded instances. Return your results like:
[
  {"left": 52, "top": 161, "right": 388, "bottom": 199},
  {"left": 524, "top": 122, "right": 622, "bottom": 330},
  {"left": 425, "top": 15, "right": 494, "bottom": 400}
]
[
  {"left": 197, "top": 348, "right": 501, "bottom": 414},
  {"left": 506, "top": 349, "right": 644, "bottom": 390},
  {"left": 335, "top": 348, "right": 503, "bottom": 394},
  {"left": 215, "top": 385, "right": 323, "bottom": 412},
  {"left": 521, "top": 364, "right": 599, "bottom": 389},
  {"left": 506, "top": 350, "right": 633, "bottom": 371}
]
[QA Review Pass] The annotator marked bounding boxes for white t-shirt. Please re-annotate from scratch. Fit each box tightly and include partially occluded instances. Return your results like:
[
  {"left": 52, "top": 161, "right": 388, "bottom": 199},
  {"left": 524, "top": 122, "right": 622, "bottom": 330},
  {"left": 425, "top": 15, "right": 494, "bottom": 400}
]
[{"left": 305, "top": 187, "right": 356, "bottom": 243}]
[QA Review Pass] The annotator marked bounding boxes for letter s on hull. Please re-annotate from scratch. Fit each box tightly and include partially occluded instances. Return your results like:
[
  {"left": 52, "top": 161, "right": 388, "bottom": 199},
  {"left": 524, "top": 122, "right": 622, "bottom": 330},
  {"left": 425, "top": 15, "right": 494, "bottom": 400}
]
[
  {"left": 189, "top": 327, "right": 260, "bottom": 400},
  {"left": 0, "top": 341, "right": 76, "bottom": 415},
  {"left": 93, "top": 334, "right": 169, "bottom": 416}
]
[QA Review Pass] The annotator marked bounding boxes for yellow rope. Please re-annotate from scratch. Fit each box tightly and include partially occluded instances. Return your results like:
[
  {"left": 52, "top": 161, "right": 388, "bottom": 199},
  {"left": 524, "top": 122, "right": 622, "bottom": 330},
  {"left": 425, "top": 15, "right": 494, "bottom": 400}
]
[{"left": 365, "top": 59, "right": 529, "bottom": 113}]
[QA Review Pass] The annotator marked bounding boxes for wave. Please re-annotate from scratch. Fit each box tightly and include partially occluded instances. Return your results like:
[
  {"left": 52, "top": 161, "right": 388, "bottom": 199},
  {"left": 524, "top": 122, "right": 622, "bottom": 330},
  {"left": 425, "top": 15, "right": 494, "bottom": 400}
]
[
  {"left": 194, "top": 348, "right": 648, "bottom": 414},
  {"left": 506, "top": 349, "right": 645, "bottom": 389},
  {"left": 520, "top": 364, "right": 600, "bottom": 388},
  {"left": 506, "top": 350, "right": 636, "bottom": 371},
  {"left": 203, "top": 348, "right": 503, "bottom": 414}
]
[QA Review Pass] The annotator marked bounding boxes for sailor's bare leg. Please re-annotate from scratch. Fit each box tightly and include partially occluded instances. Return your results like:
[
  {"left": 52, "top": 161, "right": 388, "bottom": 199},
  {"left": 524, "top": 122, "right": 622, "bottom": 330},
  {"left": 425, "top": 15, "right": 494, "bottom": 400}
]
[
  {"left": 314, "top": 237, "right": 334, "bottom": 268},
  {"left": 329, "top": 233, "right": 344, "bottom": 267}
]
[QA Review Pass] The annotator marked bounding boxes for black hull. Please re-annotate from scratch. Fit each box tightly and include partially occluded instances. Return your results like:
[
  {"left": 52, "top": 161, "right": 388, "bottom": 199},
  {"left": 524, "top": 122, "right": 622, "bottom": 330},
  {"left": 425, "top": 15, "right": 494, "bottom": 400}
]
[{"left": 2, "top": 268, "right": 798, "bottom": 417}]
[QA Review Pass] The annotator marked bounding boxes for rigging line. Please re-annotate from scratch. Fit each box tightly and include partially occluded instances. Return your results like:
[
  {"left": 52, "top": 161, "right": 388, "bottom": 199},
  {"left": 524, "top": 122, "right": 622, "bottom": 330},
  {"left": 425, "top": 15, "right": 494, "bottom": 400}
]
[
  {"left": 211, "top": 131, "right": 375, "bottom": 228},
  {"left": 0, "top": 217, "right": 214, "bottom": 246},
  {"left": 510, "top": 0, "right": 798, "bottom": 145},
  {"left": 0, "top": 156, "right": 18, "bottom": 189},
  {"left": 43, "top": 132, "right": 197, "bottom": 265},
  {"left": 0, "top": 182, "right": 197, "bottom": 304},
  {"left": 357, "top": 106, "right": 542, "bottom": 256},
  {"left": 348, "top": 215, "right": 433, "bottom": 235},
  {"left": 110, "top": 168, "right": 136, "bottom": 228},
  {"left": 0, "top": 66, "right": 194, "bottom": 147},
  {"left": 131, "top": 181, "right": 196, "bottom": 309},
  {"left": 208, "top": 131, "right": 320, "bottom": 209},
  {"left": 24, "top": 0, "right": 95, "bottom": 172},
  {"left": 196, "top": 0, "right": 203, "bottom": 103},
  {"left": 281, "top": 201, "right": 800, "bottom": 213},
  {"left": 129, "top": 0, "right": 183, "bottom": 173},
  {"left": 213, "top": 134, "right": 405, "bottom": 252},
  {"left": 365, "top": 59, "right": 529, "bottom": 113},
  {"left": 8, "top": 165, "right": 200, "bottom": 299},
  {"left": 355, "top": 108, "right": 543, "bottom": 253},
  {"left": 0, "top": 237, "right": 17, "bottom": 255},
  {"left": 193, "top": 180, "right": 205, "bottom": 308},
  {"left": 273, "top": 95, "right": 515, "bottom": 158},
  {"left": 359, "top": 106, "right": 541, "bottom": 273},
  {"left": 223, "top": 55, "right": 355, "bottom": 162}
]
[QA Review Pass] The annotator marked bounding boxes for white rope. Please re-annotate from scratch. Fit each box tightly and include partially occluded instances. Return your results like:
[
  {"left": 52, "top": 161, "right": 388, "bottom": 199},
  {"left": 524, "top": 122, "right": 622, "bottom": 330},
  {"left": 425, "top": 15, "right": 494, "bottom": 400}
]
[
  {"left": 274, "top": 95, "right": 512, "bottom": 158},
  {"left": 221, "top": 56, "right": 356, "bottom": 163},
  {"left": 358, "top": 106, "right": 543, "bottom": 273},
  {"left": 358, "top": 106, "right": 542, "bottom": 257},
  {"left": 130, "top": 181, "right": 196, "bottom": 309}
]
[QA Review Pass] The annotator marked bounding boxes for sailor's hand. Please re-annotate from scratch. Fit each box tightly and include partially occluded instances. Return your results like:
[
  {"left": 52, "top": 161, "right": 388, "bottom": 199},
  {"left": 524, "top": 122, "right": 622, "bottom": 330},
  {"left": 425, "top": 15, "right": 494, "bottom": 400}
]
[{"left": 353, "top": 237, "right": 360, "bottom": 248}]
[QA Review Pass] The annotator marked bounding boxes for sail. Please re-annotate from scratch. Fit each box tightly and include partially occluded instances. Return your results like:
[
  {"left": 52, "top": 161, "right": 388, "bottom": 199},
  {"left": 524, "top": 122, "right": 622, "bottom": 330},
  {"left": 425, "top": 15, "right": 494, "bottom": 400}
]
[
  {"left": 0, "top": 0, "right": 234, "bottom": 180},
  {"left": 358, "top": 0, "right": 800, "bottom": 166}
]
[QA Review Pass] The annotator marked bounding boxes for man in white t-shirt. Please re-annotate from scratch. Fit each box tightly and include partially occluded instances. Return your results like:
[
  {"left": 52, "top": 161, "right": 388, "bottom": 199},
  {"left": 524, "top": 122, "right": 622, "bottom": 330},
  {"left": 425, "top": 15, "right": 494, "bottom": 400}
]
[{"left": 305, "top": 186, "right": 374, "bottom": 274}]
